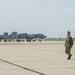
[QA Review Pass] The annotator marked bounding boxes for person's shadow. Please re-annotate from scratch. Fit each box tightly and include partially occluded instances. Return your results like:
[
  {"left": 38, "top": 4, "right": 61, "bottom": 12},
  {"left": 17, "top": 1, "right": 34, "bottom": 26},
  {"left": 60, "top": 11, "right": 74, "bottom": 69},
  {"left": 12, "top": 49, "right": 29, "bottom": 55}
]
[{"left": 71, "top": 58, "right": 75, "bottom": 60}]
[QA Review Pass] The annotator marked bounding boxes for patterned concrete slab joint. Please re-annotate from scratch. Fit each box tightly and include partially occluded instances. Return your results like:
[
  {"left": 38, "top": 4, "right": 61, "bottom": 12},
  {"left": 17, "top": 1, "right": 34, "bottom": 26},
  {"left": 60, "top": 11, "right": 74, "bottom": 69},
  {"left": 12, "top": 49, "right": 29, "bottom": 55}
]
[{"left": 0, "top": 59, "right": 45, "bottom": 75}]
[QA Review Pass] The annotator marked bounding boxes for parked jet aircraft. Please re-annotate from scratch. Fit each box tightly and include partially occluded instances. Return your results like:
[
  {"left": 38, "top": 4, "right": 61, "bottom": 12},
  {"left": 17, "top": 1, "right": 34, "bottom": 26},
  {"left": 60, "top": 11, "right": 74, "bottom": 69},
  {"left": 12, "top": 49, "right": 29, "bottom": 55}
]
[{"left": 0, "top": 32, "right": 47, "bottom": 42}]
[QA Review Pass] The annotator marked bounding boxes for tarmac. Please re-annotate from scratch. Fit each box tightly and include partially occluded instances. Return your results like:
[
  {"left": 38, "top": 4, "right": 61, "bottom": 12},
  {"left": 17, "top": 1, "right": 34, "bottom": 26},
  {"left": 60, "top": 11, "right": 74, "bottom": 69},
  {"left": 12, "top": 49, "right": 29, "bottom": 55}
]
[{"left": 0, "top": 41, "right": 75, "bottom": 75}]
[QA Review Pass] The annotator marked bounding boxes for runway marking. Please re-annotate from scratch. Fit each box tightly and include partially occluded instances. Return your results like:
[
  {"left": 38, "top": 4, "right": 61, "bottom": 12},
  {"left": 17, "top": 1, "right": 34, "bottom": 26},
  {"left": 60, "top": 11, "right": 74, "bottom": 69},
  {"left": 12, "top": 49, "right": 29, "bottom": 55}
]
[
  {"left": 0, "top": 59, "right": 45, "bottom": 75},
  {"left": 0, "top": 67, "right": 75, "bottom": 70}
]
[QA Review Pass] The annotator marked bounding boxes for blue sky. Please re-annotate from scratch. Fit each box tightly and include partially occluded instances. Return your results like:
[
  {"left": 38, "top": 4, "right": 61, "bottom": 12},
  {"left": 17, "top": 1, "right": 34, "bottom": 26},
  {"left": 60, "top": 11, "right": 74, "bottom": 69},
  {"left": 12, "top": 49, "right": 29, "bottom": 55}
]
[{"left": 0, "top": 0, "right": 75, "bottom": 38}]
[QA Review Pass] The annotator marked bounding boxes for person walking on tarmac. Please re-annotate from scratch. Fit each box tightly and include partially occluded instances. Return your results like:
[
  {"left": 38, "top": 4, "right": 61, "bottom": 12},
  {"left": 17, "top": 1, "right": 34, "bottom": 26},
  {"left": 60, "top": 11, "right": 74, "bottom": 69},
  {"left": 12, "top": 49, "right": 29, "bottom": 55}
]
[{"left": 64, "top": 31, "right": 74, "bottom": 60}]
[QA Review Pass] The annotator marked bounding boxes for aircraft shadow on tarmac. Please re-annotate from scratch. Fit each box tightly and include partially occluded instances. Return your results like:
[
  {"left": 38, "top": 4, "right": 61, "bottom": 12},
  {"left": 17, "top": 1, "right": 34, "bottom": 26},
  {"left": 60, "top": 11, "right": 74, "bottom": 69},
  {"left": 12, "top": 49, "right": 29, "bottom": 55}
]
[{"left": 0, "top": 59, "right": 45, "bottom": 75}]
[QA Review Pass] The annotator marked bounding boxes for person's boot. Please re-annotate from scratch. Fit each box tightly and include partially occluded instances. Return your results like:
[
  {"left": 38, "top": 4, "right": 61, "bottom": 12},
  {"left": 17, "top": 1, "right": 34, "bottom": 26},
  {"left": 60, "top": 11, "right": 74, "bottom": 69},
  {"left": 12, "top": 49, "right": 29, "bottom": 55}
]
[{"left": 67, "top": 55, "right": 72, "bottom": 60}]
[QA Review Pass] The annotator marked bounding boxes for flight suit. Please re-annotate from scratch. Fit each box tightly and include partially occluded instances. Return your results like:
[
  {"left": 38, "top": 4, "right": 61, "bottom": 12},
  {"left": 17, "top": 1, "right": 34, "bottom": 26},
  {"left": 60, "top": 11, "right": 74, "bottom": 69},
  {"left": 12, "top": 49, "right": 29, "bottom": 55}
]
[{"left": 65, "top": 36, "right": 74, "bottom": 56}]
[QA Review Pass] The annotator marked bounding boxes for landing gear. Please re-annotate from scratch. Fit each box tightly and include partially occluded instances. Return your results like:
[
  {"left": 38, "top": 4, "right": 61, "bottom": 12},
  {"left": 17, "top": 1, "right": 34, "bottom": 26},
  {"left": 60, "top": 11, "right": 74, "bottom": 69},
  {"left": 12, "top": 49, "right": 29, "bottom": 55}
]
[{"left": 27, "top": 39, "right": 31, "bottom": 42}]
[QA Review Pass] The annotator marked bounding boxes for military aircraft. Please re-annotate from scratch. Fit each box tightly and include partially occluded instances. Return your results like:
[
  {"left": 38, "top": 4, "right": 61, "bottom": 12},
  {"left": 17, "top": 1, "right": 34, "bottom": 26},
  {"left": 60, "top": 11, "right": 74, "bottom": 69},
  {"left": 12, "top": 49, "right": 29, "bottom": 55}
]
[
  {"left": 0, "top": 32, "right": 47, "bottom": 42},
  {"left": 18, "top": 33, "right": 47, "bottom": 42}
]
